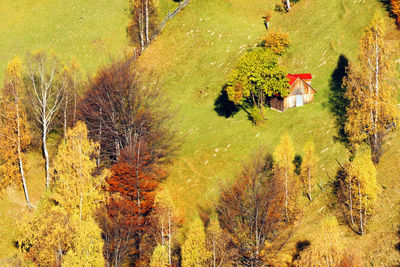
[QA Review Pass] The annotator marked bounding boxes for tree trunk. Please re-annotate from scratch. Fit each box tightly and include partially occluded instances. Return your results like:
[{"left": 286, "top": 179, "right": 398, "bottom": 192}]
[
  {"left": 145, "top": 0, "right": 149, "bottom": 45},
  {"left": 349, "top": 176, "right": 354, "bottom": 226},
  {"left": 63, "top": 93, "right": 68, "bottom": 142},
  {"left": 285, "top": 167, "right": 288, "bottom": 220},
  {"left": 168, "top": 210, "right": 172, "bottom": 266},
  {"left": 286, "top": 0, "right": 291, "bottom": 10},
  {"left": 308, "top": 167, "right": 312, "bottom": 201},
  {"left": 16, "top": 103, "right": 31, "bottom": 210},
  {"left": 358, "top": 180, "right": 364, "bottom": 235},
  {"left": 43, "top": 127, "right": 50, "bottom": 188}
]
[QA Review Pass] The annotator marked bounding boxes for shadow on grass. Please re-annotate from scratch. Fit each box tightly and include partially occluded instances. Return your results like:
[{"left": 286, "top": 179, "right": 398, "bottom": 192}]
[
  {"left": 214, "top": 86, "right": 239, "bottom": 118},
  {"left": 292, "top": 240, "right": 311, "bottom": 261},
  {"left": 326, "top": 54, "right": 350, "bottom": 146},
  {"left": 378, "top": 0, "right": 394, "bottom": 16}
]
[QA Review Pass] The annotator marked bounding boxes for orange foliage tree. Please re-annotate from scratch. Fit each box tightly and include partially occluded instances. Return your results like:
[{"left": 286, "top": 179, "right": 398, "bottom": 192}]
[
  {"left": 217, "top": 148, "right": 289, "bottom": 266},
  {"left": 101, "top": 145, "right": 162, "bottom": 266},
  {"left": 392, "top": 0, "right": 400, "bottom": 26}
]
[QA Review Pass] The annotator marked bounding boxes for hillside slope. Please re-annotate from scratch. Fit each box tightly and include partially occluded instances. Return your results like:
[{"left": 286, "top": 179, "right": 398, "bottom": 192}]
[
  {"left": 140, "top": 0, "right": 400, "bottom": 264},
  {"left": 0, "top": 0, "right": 399, "bottom": 264}
]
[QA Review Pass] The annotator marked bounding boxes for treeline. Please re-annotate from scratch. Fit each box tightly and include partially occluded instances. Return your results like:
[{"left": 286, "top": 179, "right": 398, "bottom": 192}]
[{"left": 0, "top": 54, "right": 178, "bottom": 265}]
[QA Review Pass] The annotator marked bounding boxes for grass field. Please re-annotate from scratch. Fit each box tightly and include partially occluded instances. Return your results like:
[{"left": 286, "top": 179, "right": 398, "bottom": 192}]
[{"left": 1, "top": 0, "right": 400, "bottom": 264}]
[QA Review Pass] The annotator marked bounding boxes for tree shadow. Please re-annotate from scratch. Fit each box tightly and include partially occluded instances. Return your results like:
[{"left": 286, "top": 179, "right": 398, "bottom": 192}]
[
  {"left": 326, "top": 55, "right": 350, "bottom": 146},
  {"left": 293, "top": 154, "right": 302, "bottom": 176},
  {"left": 214, "top": 86, "right": 240, "bottom": 118},
  {"left": 292, "top": 240, "right": 311, "bottom": 261},
  {"left": 378, "top": 0, "right": 394, "bottom": 16}
]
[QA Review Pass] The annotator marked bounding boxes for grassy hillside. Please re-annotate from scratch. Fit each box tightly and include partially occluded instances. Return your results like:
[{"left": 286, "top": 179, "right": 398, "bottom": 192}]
[
  {"left": 0, "top": 0, "right": 399, "bottom": 264},
  {"left": 140, "top": 0, "right": 400, "bottom": 263},
  {"left": 0, "top": 0, "right": 129, "bottom": 80}
]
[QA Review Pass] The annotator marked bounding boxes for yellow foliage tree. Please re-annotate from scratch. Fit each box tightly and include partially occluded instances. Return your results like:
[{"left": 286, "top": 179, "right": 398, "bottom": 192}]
[
  {"left": 182, "top": 216, "right": 210, "bottom": 267},
  {"left": 274, "top": 133, "right": 296, "bottom": 221},
  {"left": 262, "top": 30, "right": 290, "bottom": 55},
  {"left": 20, "top": 202, "right": 73, "bottom": 266},
  {"left": 295, "top": 216, "right": 343, "bottom": 266},
  {"left": 52, "top": 121, "right": 108, "bottom": 220},
  {"left": 150, "top": 244, "right": 168, "bottom": 267},
  {"left": 346, "top": 151, "right": 378, "bottom": 235},
  {"left": 62, "top": 215, "right": 104, "bottom": 267},
  {"left": 300, "top": 141, "right": 318, "bottom": 201},
  {"left": 0, "top": 56, "right": 32, "bottom": 209},
  {"left": 344, "top": 14, "right": 399, "bottom": 163}
]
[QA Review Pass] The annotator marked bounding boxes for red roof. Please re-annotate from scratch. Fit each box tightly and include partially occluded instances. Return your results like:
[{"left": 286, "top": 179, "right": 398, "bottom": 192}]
[{"left": 286, "top": 73, "right": 312, "bottom": 85}]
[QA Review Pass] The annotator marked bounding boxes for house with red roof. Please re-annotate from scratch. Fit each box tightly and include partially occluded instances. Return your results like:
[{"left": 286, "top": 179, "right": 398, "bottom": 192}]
[{"left": 270, "top": 73, "right": 316, "bottom": 111}]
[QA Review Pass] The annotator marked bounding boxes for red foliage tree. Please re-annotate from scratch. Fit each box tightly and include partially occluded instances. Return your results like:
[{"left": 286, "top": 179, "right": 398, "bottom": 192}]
[{"left": 101, "top": 144, "right": 164, "bottom": 266}]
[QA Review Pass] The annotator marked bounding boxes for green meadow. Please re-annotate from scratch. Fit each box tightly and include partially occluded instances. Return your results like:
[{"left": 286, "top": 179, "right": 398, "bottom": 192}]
[{"left": 0, "top": 0, "right": 399, "bottom": 264}]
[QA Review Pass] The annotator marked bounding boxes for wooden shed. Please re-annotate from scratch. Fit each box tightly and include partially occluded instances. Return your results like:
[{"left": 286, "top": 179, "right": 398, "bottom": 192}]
[{"left": 270, "top": 73, "right": 316, "bottom": 112}]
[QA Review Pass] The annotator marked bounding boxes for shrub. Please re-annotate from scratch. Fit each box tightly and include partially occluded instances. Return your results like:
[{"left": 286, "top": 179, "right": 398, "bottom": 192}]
[
  {"left": 262, "top": 31, "right": 290, "bottom": 55},
  {"left": 249, "top": 106, "right": 266, "bottom": 125}
]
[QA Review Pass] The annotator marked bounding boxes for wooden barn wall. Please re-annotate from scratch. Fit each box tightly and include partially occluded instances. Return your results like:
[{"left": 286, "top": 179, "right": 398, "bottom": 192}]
[{"left": 303, "top": 93, "right": 314, "bottom": 104}]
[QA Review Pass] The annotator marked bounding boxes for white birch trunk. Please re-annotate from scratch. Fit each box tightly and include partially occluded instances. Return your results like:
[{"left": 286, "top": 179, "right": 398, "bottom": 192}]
[{"left": 16, "top": 102, "right": 31, "bottom": 210}]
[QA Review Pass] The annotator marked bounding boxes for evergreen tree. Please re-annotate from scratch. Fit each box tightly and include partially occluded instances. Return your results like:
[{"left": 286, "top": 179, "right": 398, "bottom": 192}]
[
  {"left": 344, "top": 14, "right": 399, "bottom": 163},
  {"left": 182, "top": 216, "right": 210, "bottom": 267}
]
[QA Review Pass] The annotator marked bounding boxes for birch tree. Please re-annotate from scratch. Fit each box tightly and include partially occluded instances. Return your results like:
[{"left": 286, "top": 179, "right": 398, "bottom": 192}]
[
  {"left": 300, "top": 141, "right": 318, "bottom": 201},
  {"left": 61, "top": 59, "right": 82, "bottom": 141},
  {"left": 51, "top": 121, "right": 108, "bottom": 220},
  {"left": 274, "top": 133, "right": 296, "bottom": 221},
  {"left": 182, "top": 216, "right": 210, "bottom": 267},
  {"left": 0, "top": 57, "right": 32, "bottom": 209},
  {"left": 26, "top": 51, "right": 66, "bottom": 188},
  {"left": 285, "top": 0, "right": 291, "bottom": 11},
  {"left": 217, "top": 148, "right": 287, "bottom": 266},
  {"left": 337, "top": 151, "right": 378, "bottom": 235},
  {"left": 127, "top": 0, "right": 158, "bottom": 50},
  {"left": 344, "top": 14, "right": 399, "bottom": 163}
]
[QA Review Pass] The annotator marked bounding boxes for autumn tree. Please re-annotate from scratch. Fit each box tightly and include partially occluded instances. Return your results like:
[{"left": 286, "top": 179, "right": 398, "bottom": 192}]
[
  {"left": 150, "top": 244, "right": 168, "bottom": 267},
  {"left": 295, "top": 216, "right": 344, "bottom": 266},
  {"left": 337, "top": 151, "right": 378, "bottom": 235},
  {"left": 392, "top": 0, "right": 400, "bottom": 27},
  {"left": 225, "top": 48, "right": 289, "bottom": 122},
  {"left": 127, "top": 0, "right": 158, "bottom": 50},
  {"left": 51, "top": 121, "right": 108, "bottom": 220},
  {"left": 274, "top": 133, "right": 297, "bottom": 221},
  {"left": 61, "top": 58, "right": 82, "bottom": 141},
  {"left": 101, "top": 145, "right": 161, "bottom": 266},
  {"left": 20, "top": 122, "right": 107, "bottom": 266},
  {"left": 62, "top": 215, "right": 104, "bottom": 267},
  {"left": 300, "top": 140, "right": 318, "bottom": 201},
  {"left": 78, "top": 58, "right": 175, "bottom": 168},
  {"left": 19, "top": 197, "right": 74, "bottom": 266},
  {"left": 344, "top": 14, "right": 399, "bottom": 163},
  {"left": 206, "top": 213, "right": 225, "bottom": 267},
  {"left": 182, "top": 216, "right": 210, "bottom": 267},
  {"left": 25, "top": 51, "right": 66, "bottom": 188},
  {"left": 262, "top": 30, "right": 291, "bottom": 55},
  {"left": 147, "top": 186, "right": 183, "bottom": 267},
  {"left": 217, "top": 148, "right": 288, "bottom": 266},
  {"left": 0, "top": 57, "right": 32, "bottom": 209}
]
